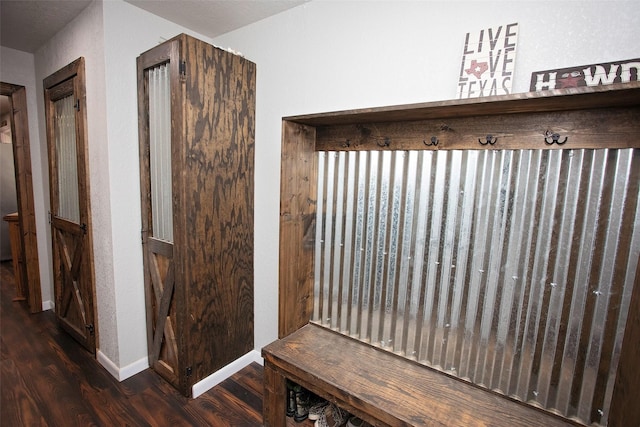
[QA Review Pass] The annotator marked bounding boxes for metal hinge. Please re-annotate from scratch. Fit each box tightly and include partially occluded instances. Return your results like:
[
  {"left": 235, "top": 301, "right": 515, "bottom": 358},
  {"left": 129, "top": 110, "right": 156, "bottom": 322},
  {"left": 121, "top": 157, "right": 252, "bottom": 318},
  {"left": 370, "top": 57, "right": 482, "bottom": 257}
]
[
  {"left": 48, "top": 210, "right": 52, "bottom": 224},
  {"left": 85, "top": 324, "right": 95, "bottom": 335},
  {"left": 186, "top": 367, "right": 192, "bottom": 377},
  {"left": 179, "top": 61, "right": 186, "bottom": 81},
  {"left": 80, "top": 223, "right": 88, "bottom": 235},
  {"left": 74, "top": 99, "right": 80, "bottom": 112}
]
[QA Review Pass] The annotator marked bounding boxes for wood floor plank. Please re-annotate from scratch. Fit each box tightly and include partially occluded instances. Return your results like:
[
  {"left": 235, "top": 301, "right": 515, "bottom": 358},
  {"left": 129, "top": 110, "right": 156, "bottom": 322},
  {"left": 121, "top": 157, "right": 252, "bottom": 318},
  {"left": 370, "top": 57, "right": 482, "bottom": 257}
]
[
  {"left": 220, "top": 376, "right": 264, "bottom": 418},
  {"left": 231, "top": 362, "right": 264, "bottom": 396},
  {"left": 0, "top": 261, "right": 266, "bottom": 426},
  {"left": 0, "top": 359, "right": 48, "bottom": 427}
]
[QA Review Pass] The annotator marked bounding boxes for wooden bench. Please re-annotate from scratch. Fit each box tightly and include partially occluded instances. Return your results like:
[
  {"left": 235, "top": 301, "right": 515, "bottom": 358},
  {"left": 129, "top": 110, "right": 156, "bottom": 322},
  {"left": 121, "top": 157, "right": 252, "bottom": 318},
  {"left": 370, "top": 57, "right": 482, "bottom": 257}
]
[{"left": 262, "top": 323, "right": 578, "bottom": 427}]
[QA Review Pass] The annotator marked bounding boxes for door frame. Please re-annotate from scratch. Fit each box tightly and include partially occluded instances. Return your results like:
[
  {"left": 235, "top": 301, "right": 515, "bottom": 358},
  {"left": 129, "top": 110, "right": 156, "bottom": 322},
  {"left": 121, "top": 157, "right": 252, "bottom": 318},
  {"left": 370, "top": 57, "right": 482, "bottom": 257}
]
[{"left": 0, "top": 82, "right": 42, "bottom": 313}]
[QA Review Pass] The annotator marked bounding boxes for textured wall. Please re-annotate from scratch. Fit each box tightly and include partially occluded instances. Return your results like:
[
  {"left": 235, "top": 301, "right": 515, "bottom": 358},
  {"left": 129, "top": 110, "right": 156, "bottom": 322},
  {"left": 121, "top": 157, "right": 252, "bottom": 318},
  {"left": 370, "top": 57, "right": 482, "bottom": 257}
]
[
  {"left": 33, "top": 0, "right": 115, "bottom": 361},
  {"left": 5, "top": 0, "right": 638, "bottom": 380},
  {"left": 0, "top": 46, "right": 51, "bottom": 306},
  {"left": 212, "top": 0, "right": 640, "bottom": 350}
]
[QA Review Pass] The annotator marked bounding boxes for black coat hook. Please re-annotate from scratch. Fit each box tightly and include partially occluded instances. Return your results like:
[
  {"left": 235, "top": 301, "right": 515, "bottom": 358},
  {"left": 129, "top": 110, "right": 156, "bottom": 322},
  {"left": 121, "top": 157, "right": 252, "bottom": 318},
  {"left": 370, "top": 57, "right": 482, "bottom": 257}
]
[
  {"left": 377, "top": 137, "right": 391, "bottom": 148},
  {"left": 424, "top": 136, "right": 439, "bottom": 147},
  {"left": 479, "top": 135, "right": 497, "bottom": 145},
  {"left": 342, "top": 139, "right": 351, "bottom": 148},
  {"left": 544, "top": 131, "right": 568, "bottom": 145}
]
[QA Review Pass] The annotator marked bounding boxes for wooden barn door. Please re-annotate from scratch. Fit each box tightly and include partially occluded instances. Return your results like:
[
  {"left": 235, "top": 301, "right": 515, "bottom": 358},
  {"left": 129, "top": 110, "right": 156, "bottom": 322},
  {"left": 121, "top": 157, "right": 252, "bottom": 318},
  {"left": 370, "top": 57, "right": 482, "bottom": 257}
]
[
  {"left": 137, "top": 40, "right": 183, "bottom": 392},
  {"left": 43, "top": 58, "right": 96, "bottom": 353}
]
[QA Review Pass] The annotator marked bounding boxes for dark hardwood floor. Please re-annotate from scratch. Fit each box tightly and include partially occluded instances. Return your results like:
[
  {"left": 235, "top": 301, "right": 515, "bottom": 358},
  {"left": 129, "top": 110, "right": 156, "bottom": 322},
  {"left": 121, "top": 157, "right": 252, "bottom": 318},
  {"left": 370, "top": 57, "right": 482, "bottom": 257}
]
[{"left": 0, "top": 261, "right": 267, "bottom": 426}]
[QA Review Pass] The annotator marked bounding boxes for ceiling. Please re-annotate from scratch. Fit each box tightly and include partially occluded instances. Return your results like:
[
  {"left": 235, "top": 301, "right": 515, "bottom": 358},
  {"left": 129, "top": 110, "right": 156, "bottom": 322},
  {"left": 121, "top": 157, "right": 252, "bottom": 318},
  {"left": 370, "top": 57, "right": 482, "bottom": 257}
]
[{"left": 0, "top": 0, "right": 308, "bottom": 54}]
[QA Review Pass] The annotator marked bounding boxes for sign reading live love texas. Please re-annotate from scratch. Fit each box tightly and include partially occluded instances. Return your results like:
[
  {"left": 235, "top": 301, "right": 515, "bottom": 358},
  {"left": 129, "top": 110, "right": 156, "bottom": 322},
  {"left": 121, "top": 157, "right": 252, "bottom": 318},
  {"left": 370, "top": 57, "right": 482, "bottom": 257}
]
[
  {"left": 530, "top": 58, "right": 640, "bottom": 91},
  {"left": 457, "top": 23, "right": 518, "bottom": 99}
]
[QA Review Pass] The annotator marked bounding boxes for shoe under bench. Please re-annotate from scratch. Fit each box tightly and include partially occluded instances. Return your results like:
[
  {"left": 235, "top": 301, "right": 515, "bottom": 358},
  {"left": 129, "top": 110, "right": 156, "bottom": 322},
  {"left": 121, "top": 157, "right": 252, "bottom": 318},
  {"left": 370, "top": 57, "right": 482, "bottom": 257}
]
[{"left": 262, "top": 322, "right": 577, "bottom": 427}]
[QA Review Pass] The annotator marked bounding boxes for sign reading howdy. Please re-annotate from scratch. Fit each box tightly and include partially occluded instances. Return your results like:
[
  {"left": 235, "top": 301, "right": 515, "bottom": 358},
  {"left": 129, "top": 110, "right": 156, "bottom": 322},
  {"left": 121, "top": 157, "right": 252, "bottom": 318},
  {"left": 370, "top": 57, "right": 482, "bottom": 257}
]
[{"left": 530, "top": 58, "right": 640, "bottom": 91}]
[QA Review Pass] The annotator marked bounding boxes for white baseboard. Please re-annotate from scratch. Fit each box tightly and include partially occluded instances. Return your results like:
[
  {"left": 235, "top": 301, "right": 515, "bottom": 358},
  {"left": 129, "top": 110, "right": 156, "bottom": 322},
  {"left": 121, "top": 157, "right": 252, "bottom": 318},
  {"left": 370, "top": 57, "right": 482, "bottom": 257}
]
[
  {"left": 96, "top": 348, "right": 263, "bottom": 390},
  {"left": 191, "top": 349, "right": 263, "bottom": 398},
  {"left": 97, "top": 350, "right": 149, "bottom": 381}
]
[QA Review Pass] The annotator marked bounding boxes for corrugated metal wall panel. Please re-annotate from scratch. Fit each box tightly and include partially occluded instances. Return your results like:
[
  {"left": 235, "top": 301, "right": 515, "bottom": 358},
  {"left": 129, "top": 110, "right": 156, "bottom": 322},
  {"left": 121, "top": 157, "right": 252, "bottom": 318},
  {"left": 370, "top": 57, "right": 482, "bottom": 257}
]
[
  {"left": 313, "top": 148, "right": 639, "bottom": 426},
  {"left": 148, "top": 64, "right": 173, "bottom": 243},
  {"left": 53, "top": 94, "right": 79, "bottom": 223}
]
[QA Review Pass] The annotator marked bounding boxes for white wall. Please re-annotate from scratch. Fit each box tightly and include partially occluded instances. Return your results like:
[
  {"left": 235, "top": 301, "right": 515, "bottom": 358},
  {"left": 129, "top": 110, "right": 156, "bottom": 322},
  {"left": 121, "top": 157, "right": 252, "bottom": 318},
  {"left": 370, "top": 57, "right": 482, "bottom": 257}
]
[
  {"left": 211, "top": 0, "right": 640, "bottom": 350},
  {"left": 10, "top": 0, "right": 241, "bottom": 380},
  {"left": 33, "top": 0, "right": 118, "bottom": 363},
  {"left": 0, "top": 46, "right": 52, "bottom": 306},
  {"left": 100, "top": 0, "right": 214, "bottom": 372},
  {"left": 4, "top": 0, "right": 637, "bottom": 383},
  {"left": 17, "top": 0, "right": 219, "bottom": 379}
]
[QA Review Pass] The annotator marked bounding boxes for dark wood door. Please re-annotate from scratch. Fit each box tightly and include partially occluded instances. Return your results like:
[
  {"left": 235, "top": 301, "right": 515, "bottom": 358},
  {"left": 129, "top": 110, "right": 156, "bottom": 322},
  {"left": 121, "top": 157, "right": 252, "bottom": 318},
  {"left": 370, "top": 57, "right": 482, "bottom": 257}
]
[
  {"left": 0, "top": 82, "right": 42, "bottom": 313},
  {"left": 44, "top": 58, "right": 96, "bottom": 353},
  {"left": 137, "top": 40, "right": 183, "bottom": 391}
]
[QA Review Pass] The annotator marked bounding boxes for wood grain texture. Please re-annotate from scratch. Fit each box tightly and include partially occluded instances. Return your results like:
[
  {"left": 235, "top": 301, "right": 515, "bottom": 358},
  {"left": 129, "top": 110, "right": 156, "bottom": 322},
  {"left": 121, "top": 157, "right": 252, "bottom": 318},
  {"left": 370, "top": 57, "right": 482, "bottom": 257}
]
[
  {"left": 3, "top": 213, "right": 27, "bottom": 300},
  {"left": 43, "top": 57, "right": 97, "bottom": 354},
  {"left": 279, "top": 121, "right": 317, "bottom": 338},
  {"left": 315, "top": 107, "right": 640, "bottom": 152},
  {"left": 137, "top": 40, "right": 182, "bottom": 391},
  {"left": 277, "top": 83, "right": 640, "bottom": 425},
  {"left": 137, "top": 33, "right": 255, "bottom": 396},
  {"left": 0, "top": 261, "right": 265, "bottom": 426},
  {"left": 0, "top": 84, "right": 42, "bottom": 313},
  {"left": 147, "top": 240, "right": 179, "bottom": 389},
  {"left": 263, "top": 363, "right": 286, "bottom": 427},
  {"left": 180, "top": 34, "right": 255, "bottom": 387},
  {"left": 264, "top": 323, "right": 579, "bottom": 427},
  {"left": 286, "top": 82, "right": 640, "bottom": 126}
]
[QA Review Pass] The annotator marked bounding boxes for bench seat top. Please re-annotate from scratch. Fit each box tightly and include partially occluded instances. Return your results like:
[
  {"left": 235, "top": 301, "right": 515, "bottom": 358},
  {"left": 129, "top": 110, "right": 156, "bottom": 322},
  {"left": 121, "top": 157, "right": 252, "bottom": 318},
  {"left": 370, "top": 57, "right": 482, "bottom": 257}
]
[{"left": 262, "top": 323, "right": 578, "bottom": 427}]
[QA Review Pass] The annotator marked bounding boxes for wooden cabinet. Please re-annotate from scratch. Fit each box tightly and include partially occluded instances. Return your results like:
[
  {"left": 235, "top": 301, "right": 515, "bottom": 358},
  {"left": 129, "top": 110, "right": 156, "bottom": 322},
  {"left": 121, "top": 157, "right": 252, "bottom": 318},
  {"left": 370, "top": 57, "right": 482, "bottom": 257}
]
[{"left": 136, "top": 34, "right": 255, "bottom": 397}]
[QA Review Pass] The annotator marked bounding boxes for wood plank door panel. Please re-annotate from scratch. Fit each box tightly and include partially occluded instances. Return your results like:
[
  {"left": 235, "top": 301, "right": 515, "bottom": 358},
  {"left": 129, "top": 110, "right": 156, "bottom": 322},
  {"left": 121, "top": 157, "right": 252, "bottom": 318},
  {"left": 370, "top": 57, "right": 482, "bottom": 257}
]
[
  {"left": 137, "top": 39, "right": 187, "bottom": 394},
  {"left": 51, "top": 216, "right": 91, "bottom": 343},
  {"left": 44, "top": 58, "right": 96, "bottom": 354},
  {"left": 137, "top": 33, "right": 255, "bottom": 397},
  {"left": 145, "top": 237, "right": 179, "bottom": 388}
]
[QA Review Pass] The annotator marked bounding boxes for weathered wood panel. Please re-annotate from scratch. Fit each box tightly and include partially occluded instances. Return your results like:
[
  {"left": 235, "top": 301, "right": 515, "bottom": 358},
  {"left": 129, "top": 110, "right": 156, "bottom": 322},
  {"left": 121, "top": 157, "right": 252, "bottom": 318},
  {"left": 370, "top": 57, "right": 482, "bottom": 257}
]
[
  {"left": 43, "top": 57, "right": 97, "bottom": 354},
  {"left": 262, "top": 363, "right": 286, "bottom": 427},
  {"left": 286, "top": 82, "right": 640, "bottom": 126},
  {"left": 278, "top": 121, "right": 317, "bottom": 338},
  {"left": 315, "top": 107, "right": 640, "bottom": 152},
  {"left": 264, "top": 323, "right": 578, "bottom": 427},
  {"left": 179, "top": 35, "right": 255, "bottom": 389},
  {"left": 138, "top": 34, "right": 255, "bottom": 396},
  {"left": 137, "top": 38, "right": 182, "bottom": 391}
]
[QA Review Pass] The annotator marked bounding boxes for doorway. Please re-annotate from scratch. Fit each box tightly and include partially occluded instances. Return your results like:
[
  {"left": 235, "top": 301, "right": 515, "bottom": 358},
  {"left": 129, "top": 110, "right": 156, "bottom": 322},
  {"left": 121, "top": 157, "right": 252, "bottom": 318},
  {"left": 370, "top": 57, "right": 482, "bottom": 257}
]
[{"left": 0, "top": 82, "right": 42, "bottom": 313}]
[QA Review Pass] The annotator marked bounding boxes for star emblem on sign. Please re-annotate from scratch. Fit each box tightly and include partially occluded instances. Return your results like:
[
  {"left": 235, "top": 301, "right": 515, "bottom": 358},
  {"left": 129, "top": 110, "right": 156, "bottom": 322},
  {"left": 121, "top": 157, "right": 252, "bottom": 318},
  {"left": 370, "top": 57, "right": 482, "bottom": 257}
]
[
  {"left": 558, "top": 71, "right": 584, "bottom": 88},
  {"left": 465, "top": 59, "right": 489, "bottom": 79}
]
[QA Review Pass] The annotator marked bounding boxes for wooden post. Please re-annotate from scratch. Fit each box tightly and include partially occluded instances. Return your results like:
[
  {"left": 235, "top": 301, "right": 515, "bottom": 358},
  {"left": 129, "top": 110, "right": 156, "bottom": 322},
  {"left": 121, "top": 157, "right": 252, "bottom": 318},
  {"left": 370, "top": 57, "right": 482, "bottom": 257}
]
[
  {"left": 263, "top": 362, "right": 286, "bottom": 427},
  {"left": 278, "top": 121, "right": 317, "bottom": 338}
]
